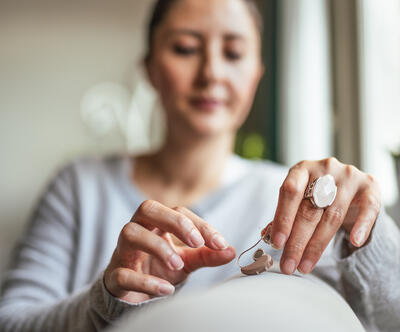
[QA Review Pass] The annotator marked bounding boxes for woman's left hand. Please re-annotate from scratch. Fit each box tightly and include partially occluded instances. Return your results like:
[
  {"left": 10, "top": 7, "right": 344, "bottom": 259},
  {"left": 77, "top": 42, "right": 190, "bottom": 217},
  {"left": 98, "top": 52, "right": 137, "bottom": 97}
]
[{"left": 269, "top": 157, "right": 381, "bottom": 275}]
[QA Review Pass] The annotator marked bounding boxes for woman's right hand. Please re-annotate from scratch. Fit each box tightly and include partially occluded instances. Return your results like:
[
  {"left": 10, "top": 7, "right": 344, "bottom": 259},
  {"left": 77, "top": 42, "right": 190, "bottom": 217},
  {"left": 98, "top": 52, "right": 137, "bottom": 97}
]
[{"left": 104, "top": 200, "right": 236, "bottom": 304}]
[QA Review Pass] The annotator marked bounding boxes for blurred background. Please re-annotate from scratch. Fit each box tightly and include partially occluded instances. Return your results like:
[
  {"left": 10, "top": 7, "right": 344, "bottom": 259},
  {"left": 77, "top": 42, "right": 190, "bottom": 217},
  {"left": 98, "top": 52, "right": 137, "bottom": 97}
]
[{"left": 0, "top": 0, "right": 399, "bottom": 277}]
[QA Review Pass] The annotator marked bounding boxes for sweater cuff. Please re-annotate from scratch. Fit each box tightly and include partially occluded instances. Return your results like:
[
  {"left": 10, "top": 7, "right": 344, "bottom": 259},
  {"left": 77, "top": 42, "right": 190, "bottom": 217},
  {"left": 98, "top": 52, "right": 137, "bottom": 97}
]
[
  {"left": 333, "top": 208, "right": 399, "bottom": 282},
  {"left": 89, "top": 271, "right": 187, "bottom": 324}
]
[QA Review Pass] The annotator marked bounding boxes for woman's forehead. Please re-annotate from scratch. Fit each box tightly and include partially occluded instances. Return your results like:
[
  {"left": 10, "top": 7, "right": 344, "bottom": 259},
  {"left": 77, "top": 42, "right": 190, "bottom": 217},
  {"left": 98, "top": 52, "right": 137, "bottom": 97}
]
[{"left": 157, "top": 0, "right": 259, "bottom": 40}]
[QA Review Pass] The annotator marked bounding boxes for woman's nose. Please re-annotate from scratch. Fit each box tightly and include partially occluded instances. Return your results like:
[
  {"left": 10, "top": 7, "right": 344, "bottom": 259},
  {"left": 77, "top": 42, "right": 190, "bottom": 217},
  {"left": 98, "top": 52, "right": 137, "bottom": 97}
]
[{"left": 196, "top": 49, "right": 225, "bottom": 87}]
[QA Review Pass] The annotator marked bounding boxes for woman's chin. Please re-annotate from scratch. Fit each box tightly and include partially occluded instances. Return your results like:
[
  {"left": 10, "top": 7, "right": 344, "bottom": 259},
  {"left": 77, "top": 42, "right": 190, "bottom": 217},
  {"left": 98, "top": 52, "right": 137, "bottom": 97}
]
[
  {"left": 184, "top": 107, "right": 235, "bottom": 135},
  {"left": 167, "top": 106, "right": 236, "bottom": 137},
  {"left": 185, "top": 115, "right": 232, "bottom": 137}
]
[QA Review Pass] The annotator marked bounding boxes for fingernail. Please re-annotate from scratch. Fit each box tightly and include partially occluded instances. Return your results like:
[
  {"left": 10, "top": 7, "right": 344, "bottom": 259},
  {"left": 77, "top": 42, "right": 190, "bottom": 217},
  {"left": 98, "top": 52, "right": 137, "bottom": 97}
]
[
  {"left": 273, "top": 232, "right": 287, "bottom": 249},
  {"left": 354, "top": 228, "right": 366, "bottom": 246},
  {"left": 298, "top": 260, "right": 313, "bottom": 274},
  {"left": 282, "top": 258, "right": 296, "bottom": 274},
  {"left": 211, "top": 233, "right": 228, "bottom": 249},
  {"left": 189, "top": 228, "right": 204, "bottom": 248},
  {"left": 158, "top": 283, "right": 175, "bottom": 296},
  {"left": 169, "top": 253, "right": 184, "bottom": 270}
]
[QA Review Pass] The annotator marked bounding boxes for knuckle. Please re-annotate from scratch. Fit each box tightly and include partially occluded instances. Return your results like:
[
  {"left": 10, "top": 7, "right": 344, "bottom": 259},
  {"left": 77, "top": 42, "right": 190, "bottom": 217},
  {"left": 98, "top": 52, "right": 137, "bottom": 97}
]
[
  {"left": 285, "top": 241, "right": 305, "bottom": 255},
  {"left": 364, "top": 193, "right": 381, "bottom": 213},
  {"left": 297, "top": 160, "right": 307, "bottom": 168},
  {"left": 121, "top": 223, "right": 135, "bottom": 241},
  {"left": 194, "top": 218, "right": 207, "bottom": 232},
  {"left": 176, "top": 214, "right": 192, "bottom": 230},
  {"left": 201, "top": 225, "right": 218, "bottom": 243},
  {"left": 138, "top": 200, "right": 156, "bottom": 216},
  {"left": 206, "top": 225, "right": 218, "bottom": 236},
  {"left": 365, "top": 174, "right": 381, "bottom": 193},
  {"left": 305, "top": 242, "right": 324, "bottom": 259},
  {"left": 150, "top": 235, "right": 163, "bottom": 249},
  {"left": 297, "top": 205, "right": 319, "bottom": 223},
  {"left": 323, "top": 157, "right": 338, "bottom": 171},
  {"left": 290, "top": 160, "right": 306, "bottom": 171},
  {"left": 280, "top": 179, "right": 303, "bottom": 198},
  {"left": 143, "top": 234, "right": 168, "bottom": 257},
  {"left": 323, "top": 206, "right": 344, "bottom": 229},
  {"left": 344, "top": 164, "right": 358, "bottom": 178},
  {"left": 141, "top": 276, "right": 155, "bottom": 292},
  {"left": 275, "top": 215, "right": 292, "bottom": 232},
  {"left": 289, "top": 160, "right": 309, "bottom": 175},
  {"left": 112, "top": 268, "right": 128, "bottom": 288},
  {"left": 157, "top": 238, "right": 172, "bottom": 255},
  {"left": 366, "top": 173, "right": 376, "bottom": 183},
  {"left": 172, "top": 206, "right": 187, "bottom": 214}
]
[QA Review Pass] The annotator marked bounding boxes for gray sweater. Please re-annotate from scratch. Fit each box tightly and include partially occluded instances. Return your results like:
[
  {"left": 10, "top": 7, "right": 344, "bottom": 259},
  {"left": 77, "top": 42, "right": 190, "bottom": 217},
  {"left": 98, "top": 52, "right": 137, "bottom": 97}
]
[{"left": 0, "top": 154, "right": 399, "bottom": 332}]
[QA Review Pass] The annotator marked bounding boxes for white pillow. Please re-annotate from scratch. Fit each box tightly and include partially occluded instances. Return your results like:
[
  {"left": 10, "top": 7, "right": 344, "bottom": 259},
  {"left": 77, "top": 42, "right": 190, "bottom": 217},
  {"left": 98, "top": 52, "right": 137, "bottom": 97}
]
[{"left": 115, "top": 271, "right": 365, "bottom": 332}]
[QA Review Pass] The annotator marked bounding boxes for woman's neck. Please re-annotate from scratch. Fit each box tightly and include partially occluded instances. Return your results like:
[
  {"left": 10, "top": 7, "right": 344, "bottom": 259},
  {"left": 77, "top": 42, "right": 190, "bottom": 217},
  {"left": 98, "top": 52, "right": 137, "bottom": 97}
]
[{"left": 132, "top": 131, "right": 235, "bottom": 206}]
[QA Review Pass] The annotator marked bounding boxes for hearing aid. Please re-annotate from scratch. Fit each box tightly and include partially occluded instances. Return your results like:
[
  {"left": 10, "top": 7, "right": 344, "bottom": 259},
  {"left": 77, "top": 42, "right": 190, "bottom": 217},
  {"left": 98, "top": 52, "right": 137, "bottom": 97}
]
[{"left": 237, "top": 223, "right": 274, "bottom": 275}]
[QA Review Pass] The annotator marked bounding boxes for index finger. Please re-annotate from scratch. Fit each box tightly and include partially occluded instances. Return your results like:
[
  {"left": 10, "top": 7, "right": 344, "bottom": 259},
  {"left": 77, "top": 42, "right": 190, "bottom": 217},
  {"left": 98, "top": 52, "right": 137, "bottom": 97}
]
[
  {"left": 271, "top": 165, "right": 310, "bottom": 249},
  {"left": 131, "top": 200, "right": 205, "bottom": 249},
  {"left": 173, "top": 206, "right": 229, "bottom": 250}
]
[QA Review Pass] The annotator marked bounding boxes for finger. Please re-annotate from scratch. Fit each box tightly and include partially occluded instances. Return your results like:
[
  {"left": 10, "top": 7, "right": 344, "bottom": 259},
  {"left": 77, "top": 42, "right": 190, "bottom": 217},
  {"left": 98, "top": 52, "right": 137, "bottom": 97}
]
[
  {"left": 271, "top": 165, "right": 310, "bottom": 249},
  {"left": 132, "top": 200, "right": 205, "bottom": 248},
  {"left": 261, "top": 222, "right": 273, "bottom": 244},
  {"left": 109, "top": 267, "right": 175, "bottom": 298},
  {"left": 119, "top": 222, "right": 185, "bottom": 271},
  {"left": 298, "top": 187, "right": 355, "bottom": 274},
  {"left": 176, "top": 245, "right": 236, "bottom": 273},
  {"left": 280, "top": 199, "right": 324, "bottom": 274},
  {"left": 173, "top": 206, "right": 229, "bottom": 250},
  {"left": 349, "top": 190, "right": 380, "bottom": 247}
]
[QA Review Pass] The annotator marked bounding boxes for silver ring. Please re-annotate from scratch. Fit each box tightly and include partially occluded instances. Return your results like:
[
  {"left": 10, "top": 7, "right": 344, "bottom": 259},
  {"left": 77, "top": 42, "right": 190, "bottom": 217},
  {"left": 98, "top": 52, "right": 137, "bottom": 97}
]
[{"left": 303, "top": 174, "right": 337, "bottom": 209}]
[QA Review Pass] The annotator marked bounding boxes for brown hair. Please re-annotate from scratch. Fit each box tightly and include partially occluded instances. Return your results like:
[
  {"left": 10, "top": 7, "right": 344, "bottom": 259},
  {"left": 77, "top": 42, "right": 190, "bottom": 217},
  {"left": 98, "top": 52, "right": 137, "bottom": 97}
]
[{"left": 145, "top": 0, "right": 263, "bottom": 60}]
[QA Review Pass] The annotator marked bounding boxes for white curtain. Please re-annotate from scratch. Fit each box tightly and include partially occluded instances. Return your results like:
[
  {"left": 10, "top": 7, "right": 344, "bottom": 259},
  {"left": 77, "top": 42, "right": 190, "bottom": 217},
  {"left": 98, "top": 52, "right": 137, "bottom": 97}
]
[
  {"left": 278, "top": 0, "right": 333, "bottom": 166},
  {"left": 358, "top": 0, "right": 400, "bottom": 206}
]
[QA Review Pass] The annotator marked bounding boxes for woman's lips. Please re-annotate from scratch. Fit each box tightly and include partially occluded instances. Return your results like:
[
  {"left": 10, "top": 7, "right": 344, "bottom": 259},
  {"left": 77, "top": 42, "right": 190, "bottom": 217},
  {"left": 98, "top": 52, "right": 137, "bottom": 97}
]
[{"left": 189, "top": 97, "right": 225, "bottom": 111}]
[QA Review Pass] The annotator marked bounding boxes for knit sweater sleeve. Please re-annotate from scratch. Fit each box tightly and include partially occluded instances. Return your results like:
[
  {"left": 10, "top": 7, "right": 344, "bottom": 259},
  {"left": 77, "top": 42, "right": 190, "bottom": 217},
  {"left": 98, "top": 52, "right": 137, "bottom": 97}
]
[
  {"left": 333, "top": 208, "right": 400, "bottom": 332},
  {"left": 0, "top": 164, "right": 175, "bottom": 332}
]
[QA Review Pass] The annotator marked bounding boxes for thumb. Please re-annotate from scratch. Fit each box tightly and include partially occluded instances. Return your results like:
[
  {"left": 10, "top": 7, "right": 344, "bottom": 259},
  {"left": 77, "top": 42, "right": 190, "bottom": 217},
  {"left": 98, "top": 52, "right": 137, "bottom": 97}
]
[{"left": 176, "top": 246, "right": 236, "bottom": 274}]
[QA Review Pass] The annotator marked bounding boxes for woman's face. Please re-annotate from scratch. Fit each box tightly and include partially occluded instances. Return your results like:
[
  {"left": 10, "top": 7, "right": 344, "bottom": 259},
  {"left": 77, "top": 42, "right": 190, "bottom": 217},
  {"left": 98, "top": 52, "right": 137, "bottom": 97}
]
[{"left": 146, "top": 0, "right": 263, "bottom": 137}]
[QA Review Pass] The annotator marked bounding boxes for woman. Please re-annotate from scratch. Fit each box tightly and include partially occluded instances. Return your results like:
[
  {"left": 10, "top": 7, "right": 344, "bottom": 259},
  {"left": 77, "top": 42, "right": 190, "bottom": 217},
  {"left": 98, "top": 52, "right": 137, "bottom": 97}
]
[{"left": 0, "top": 0, "right": 399, "bottom": 331}]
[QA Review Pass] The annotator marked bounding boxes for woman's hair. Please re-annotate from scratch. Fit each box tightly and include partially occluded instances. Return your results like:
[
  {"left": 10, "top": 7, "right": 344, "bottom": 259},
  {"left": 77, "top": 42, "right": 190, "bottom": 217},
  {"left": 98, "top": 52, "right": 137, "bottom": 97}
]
[{"left": 145, "top": 0, "right": 263, "bottom": 60}]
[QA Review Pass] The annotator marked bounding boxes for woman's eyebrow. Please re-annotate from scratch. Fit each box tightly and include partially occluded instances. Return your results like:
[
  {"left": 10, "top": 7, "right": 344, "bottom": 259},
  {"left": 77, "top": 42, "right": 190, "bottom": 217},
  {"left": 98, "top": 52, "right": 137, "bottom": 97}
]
[{"left": 224, "top": 33, "right": 246, "bottom": 41}]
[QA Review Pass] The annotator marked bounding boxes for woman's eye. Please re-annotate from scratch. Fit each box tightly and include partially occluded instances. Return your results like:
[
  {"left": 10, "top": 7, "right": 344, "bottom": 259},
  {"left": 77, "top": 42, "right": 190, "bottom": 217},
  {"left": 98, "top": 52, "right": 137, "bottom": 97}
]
[
  {"left": 173, "top": 45, "right": 198, "bottom": 56},
  {"left": 225, "top": 51, "right": 242, "bottom": 61}
]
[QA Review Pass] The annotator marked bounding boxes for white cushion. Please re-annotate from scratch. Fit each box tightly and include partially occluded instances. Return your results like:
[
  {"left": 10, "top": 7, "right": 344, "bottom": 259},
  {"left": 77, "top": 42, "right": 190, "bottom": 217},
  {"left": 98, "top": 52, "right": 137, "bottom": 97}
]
[{"left": 117, "top": 271, "right": 365, "bottom": 332}]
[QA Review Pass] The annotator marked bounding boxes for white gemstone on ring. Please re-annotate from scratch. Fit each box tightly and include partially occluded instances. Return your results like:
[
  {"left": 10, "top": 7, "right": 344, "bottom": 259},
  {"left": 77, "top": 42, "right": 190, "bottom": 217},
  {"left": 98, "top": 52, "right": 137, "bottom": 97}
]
[{"left": 306, "top": 174, "right": 337, "bottom": 208}]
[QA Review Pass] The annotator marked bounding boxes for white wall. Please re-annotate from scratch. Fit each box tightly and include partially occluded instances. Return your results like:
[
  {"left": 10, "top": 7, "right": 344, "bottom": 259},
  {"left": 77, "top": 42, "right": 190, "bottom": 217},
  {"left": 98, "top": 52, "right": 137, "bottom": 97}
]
[{"left": 0, "top": 0, "right": 154, "bottom": 276}]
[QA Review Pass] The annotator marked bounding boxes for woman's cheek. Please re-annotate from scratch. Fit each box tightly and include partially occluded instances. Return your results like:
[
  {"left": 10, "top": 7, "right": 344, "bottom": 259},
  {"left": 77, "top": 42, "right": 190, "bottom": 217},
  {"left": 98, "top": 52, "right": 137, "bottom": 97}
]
[
  {"left": 228, "top": 64, "right": 261, "bottom": 125},
  {"left": 158, "top": 56, "right": 198, "bottom": 94}
]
